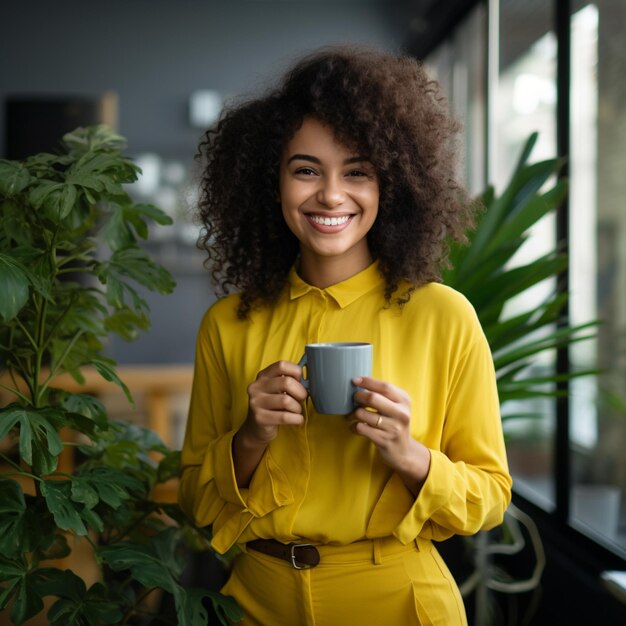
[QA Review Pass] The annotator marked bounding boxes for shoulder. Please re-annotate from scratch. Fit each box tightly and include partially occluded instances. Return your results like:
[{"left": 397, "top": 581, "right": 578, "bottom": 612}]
[
  {"left": 198, "top": 292, "right": 244, "bottom": 336},
  {"left": 395, "top": 282, "right": 485, "bottom": 348},
  {"left": 404, "top": 282, "right": 479, "bottom": 322},
  {"left": 199, "top": 289, "right": 286, "bottom": 335}
]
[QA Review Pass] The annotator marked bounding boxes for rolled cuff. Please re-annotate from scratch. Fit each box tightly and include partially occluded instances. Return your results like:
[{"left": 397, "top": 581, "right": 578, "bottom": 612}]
[
  {"left": 207, "top": 434, "right": 295, "bottom": 552},
  {"left": 393, "top": 449, "right": 510, "bottom": 544},
  {"left": 393, "top": 449, "right": 454, "bottom": 544}
]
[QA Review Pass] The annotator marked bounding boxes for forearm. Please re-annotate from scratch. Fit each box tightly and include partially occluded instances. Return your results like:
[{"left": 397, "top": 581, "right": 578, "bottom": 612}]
[
  {"left": 232, "top": 426, "right": 269, "bottom": 488},
  {"left": 394, "top": 439, "right": 432, "bottom": 498}
]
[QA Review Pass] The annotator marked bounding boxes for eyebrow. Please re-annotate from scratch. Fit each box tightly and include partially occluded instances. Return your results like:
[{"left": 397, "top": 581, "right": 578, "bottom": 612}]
[{"left": 286, "top": 154, "right": 371, "bottom": 165}]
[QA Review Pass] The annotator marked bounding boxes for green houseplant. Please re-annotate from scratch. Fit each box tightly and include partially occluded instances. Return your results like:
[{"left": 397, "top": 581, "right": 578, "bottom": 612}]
[
  {"left": 443, "top": 133, "right": 597, "bottom": 625},
  {"left": 0, "top": 126, "right": 242, "bottom": 625},
  {"left": 444, "top": 132, "right": 596, "bottom": 408}
]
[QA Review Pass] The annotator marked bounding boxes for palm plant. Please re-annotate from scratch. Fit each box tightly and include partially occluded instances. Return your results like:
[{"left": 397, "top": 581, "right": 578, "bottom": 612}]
[
  {"left": 443, "top": 132, "right": 598, "bottom": 625},
  {"left": 444, "top": 132, "right": 597, "bottom": 417}
]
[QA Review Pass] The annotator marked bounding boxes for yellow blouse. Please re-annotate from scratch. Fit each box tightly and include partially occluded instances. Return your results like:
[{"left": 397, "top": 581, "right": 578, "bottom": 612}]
[{"left": 179, "top": 262, "right": 512, "bottom": 554}]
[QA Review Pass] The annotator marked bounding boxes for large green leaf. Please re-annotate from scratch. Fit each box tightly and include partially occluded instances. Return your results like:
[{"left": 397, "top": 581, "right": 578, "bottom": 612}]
[
  {"left": 99, "top": 528, "right": 181, "bottom": 592},
  {"left": 0, "top": 484, "right": 59, "bottom": 560},
  {"left": 447, "top": 239, "right": 525, "bottom": 295},
  {"left": 90, "top": 357, "right": 133, "bottom": 404},
  {"left": 40, "top": 481, "right": 88, "bottom": 536},
  {"left": 457, "top": 158, "right": 561, "bottom": 279},
  {"left": 103, "top": 306, "right": 150, "bottom": 341},
  {"left": 28, "top": 180, "right": 64, "bottom": 211},
  {"left": 67, "top": 148, "right": 137, "bottom": 194},
  {"left": 62, "top": 125, "right": 128, "bottom": 155},
  {"left": 37, "top": 569, "right": 125, "bottom": 626},
  {"left": 0, "top": 254, "right": 30, "bottom": 320},
  {"left": 58, "top": 183, "right": 78, "bottom": 219},
  {"left": 0, "top": 480, "right": 27, "bottom": 557},
  {"left": 74, "top": 465, "right": 144, "bottom": 509},
  {"left": 102, "top": 202, "right": 173, "bottom": 252},
  {"left": 5, "top": 246, "right": 54, "bottom": 301},
  {"left": 0, "top": 556, "right": 46, "bottom": 625},
  {"left": 484, "top": 182, "right": 567, "bottom": 257},
  {"left": 0, "top": 160, "right": 31, "bottom": 196},
  {"left": 99, "top": 528, "right": 236, "bottom": 626},
  {"left": 175, "top": 587, "right": 244, "bottom": 626},
  {"left": 60, "top": 392, "right": 108, "bottom": 429},
  {"left": 157, "top": 450, "right": 182, "bottom": 483},
  {"left": 207, "top": 590, "right": 245, "bottom": 625},
  {"left": 0, "top": 405, "right": 64, "bottom": 475},
  {"left": 99, "top": 246, "right": 176, "bottom": 312}
]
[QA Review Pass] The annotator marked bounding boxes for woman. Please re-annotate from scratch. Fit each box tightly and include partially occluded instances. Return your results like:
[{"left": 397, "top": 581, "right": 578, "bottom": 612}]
[{"left": 179, "top": 46, "right": 512, "bottom": 625}]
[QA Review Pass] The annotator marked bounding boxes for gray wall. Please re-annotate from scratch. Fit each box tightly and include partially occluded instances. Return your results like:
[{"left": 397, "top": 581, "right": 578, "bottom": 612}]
[
  {"left": 2, "top": 0, "right": 407, "bottom": 158},
  {"left": 2, "top": 0, "right": 408, "bottom": 364}
]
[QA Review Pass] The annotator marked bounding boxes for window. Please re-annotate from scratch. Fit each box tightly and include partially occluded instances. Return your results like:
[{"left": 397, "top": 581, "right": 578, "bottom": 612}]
[
  {"left": 425, "top": 0, "right": 626, "bottom": 560},
  {"left": 493, "top": 0, "right": 558, "bottom": 513},
  {"left": 569, "top": 0, "right": 626, "bottom": 553},
  {"left": 424, "top": 3, "right": 487, "bottom": 196}
]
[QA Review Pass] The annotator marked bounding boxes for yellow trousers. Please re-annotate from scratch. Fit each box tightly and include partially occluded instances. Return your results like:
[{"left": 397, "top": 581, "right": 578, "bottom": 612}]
[{"left": 221, "top": 536, "right": 467, "bottom": 626}]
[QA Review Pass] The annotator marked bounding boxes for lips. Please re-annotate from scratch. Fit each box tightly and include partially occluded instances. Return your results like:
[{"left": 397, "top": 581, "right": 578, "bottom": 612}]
[{"left": 305, "top": 213, "right": 354, "bottom": 233}]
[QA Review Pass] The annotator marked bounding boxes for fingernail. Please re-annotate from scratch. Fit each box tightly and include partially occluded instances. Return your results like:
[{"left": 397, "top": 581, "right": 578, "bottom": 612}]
[{"left": 353, "top": 376, "right": 362, "bottom": 384}]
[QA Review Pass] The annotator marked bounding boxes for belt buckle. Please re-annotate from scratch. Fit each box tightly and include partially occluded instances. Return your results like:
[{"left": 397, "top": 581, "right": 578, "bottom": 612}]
[{"left": 290, "top": 543, "right": 314, "bottom": 569}]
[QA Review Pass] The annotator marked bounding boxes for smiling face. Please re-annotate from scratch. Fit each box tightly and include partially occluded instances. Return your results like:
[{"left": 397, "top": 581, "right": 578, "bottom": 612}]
[{"left": 279, "top": 117, "right": 379, "bottom": 286}]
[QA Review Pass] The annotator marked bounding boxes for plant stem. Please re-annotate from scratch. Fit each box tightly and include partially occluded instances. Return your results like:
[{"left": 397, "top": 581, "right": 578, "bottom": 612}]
[
  {"left": 0, "top": 451, "right": 38, "bottom": 477},
  {"left": 14, "top": 317, "right": 37, "bottom": 352},
  {"left": 38, "top": 329, "right": 84, "bottom": 399},
  {"left": 31, "top": 295, "right": 48, "bottom": 409},
  {"left": 40, "top": 293, "right": 77, "bottom": 354},
  {"left": 84, "top": 533, "right": 98, "bottom": 551},
  {"left": 0, "top": 381, "right": 31, "bottom": 404},
  {"left": 4, "top": 470, "right": 42, "bottom": 482}
]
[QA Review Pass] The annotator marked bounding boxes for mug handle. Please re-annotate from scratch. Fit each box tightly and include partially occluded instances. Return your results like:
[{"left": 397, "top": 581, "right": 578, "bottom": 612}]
[{"left": 297, "top": 353, "right": 309, "bottom": 390}]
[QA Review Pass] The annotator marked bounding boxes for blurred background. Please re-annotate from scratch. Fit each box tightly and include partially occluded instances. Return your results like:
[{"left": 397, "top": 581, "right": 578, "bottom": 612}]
[{"left": 2, "top": 1, "right": 626, "bottom": 623}]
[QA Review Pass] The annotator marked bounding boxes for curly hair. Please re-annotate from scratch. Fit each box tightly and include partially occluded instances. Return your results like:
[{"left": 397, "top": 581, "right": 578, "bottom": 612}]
[{"left": 196, "top": 45, "right": 476, "bottom": 318}]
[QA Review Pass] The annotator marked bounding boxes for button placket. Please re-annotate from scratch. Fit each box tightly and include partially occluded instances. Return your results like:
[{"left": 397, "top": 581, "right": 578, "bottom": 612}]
[{"left": 309, "top": 291, "right": 329, "bottom": 344}]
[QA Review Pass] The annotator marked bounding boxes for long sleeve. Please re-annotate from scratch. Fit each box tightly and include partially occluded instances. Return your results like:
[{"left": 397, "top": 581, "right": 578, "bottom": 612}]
[
  {"left": 366, "top": 321, "right": 512, "bottom": 544},
  {"left": 400, "top": 331, "right": 511, "bottom": 542},
  {"left": 178, "top": 305, "right": 294, "bottom": 553}
]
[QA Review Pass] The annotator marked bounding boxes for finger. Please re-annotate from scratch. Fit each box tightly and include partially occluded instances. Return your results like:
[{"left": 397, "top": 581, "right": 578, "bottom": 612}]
[
  {"left": 256, "top": 407, "right": 305, "bottom": 427},
  {"left": 258, "top": 360, "right": 303, "bottom": 381},
  {"left": 352, "top": 407, "right": 388, "bottom": 430},
  {"left": 259, "top": 390, "right": 305, "bottom": 416},
  {"left": 351, "top": 419, "right": 388, "bottom": 444},
  {"left": 352, "top": 389, "right": 402, "bottom": 418},
  {"left": 352, "top": 376, "right": 406, "bottom": 403},
  {"left": 251, "top": 374, "right": 308, "bottom": 402},
  {"left": 249, "top": 389, "right": 304, "bottom": 421}
]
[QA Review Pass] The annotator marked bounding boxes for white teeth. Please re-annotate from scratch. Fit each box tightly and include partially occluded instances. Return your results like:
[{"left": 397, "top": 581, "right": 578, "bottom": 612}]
[{"left": 310, "top": 215, "right": 350, "bottom": 226}]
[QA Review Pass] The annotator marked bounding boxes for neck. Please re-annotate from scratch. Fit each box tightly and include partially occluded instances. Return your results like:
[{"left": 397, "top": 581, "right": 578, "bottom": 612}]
[{"left": 298, "top": 248, "right": 374, "bottom": 289}]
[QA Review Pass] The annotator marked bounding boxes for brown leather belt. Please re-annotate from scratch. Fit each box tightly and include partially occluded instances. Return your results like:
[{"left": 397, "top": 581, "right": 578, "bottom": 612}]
[{"left": 247, "top": 539, "right": 321, "bottom": 569}]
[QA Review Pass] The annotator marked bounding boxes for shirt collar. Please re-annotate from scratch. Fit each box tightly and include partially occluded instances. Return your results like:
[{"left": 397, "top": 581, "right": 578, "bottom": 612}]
[{"left": 288, "top": 261, "right": 384, "bottom": 309}]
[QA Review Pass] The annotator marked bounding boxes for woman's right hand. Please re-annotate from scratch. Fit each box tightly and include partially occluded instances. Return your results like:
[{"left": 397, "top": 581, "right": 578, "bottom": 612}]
[
  {"left": 233, "top": 361, "right": 307, "bottom": 488},
  {"left": 241, "top": 360, "right": 308, "bottom": 445}
]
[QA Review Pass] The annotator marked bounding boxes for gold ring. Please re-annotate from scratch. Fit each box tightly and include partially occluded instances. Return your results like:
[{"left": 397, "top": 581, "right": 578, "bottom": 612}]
[{"left": 376, "top": 415, "right": 383, "bottom": 428}]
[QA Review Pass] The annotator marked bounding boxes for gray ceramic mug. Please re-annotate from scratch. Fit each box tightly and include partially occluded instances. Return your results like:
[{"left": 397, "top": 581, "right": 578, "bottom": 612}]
[{"left": 298, "top": 342, "right": 373, "bottom": 415}]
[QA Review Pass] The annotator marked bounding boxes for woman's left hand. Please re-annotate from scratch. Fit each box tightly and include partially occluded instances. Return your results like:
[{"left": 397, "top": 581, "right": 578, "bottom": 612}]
[{"left": 350, "top": 376, "right": 431, "bottom": 496}]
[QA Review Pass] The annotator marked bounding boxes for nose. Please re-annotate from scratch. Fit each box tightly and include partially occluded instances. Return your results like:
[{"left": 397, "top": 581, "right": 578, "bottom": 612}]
[{"left": 316, "top": 175, "right": 346, "bottom": 208}]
